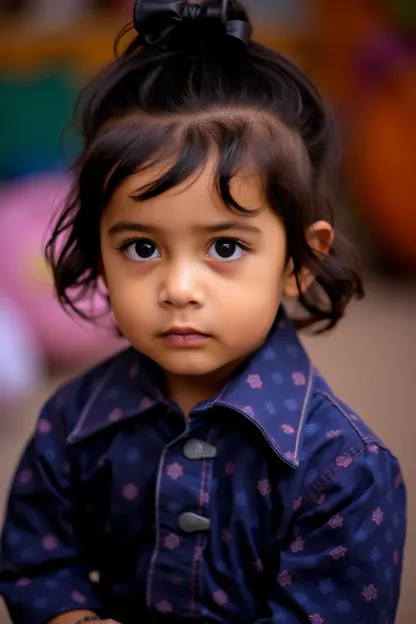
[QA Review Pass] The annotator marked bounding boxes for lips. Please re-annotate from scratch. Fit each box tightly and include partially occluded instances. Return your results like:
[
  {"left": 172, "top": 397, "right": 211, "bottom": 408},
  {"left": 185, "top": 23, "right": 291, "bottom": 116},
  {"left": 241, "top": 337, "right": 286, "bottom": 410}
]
[
  {"left": 159, "top": 327, "right": 211, "bottom": 347},
  {"left": 161, "top": 327, "right": 209, "bottom": 337}
]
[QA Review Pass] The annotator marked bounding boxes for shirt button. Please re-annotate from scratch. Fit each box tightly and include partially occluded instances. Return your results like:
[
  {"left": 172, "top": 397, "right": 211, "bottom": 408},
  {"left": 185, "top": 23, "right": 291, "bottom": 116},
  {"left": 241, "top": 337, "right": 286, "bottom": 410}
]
[
  {"left": 178, "top": 512, "right": 211, "bottom": 533},
  {"left": 183, "top": 439, "right": 217, "bottom": 460}
]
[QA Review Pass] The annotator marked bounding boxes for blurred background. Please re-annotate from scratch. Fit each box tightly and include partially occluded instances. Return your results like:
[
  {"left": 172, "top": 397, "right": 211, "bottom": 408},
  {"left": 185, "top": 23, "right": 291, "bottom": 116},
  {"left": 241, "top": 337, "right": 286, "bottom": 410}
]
[{"left": 0, "top": 0, "right": 415, "bottom": 622}]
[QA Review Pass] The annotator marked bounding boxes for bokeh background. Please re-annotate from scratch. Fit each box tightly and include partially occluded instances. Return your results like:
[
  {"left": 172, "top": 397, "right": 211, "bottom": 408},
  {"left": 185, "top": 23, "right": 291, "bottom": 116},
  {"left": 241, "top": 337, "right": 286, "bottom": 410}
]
[{"left": 0, "top": 0, "right": 415, "bottom": 622}]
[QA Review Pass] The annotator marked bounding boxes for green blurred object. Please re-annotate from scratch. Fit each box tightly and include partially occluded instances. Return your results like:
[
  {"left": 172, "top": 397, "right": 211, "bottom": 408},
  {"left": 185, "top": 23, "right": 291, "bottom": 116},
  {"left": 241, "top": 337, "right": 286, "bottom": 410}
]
[
  {"left": 386, "top": 0, "right": 415, "bottom": 25},
  {"left": 0, "top": 68, "right": 81, "bottom": 179}
]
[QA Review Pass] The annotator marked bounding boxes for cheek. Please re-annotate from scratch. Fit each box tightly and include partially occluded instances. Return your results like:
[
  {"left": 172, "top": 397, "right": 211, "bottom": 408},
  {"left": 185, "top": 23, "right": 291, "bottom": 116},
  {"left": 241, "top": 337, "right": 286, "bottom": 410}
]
[
  {"left": 219, "top": 256, "right": 284, "bottom": 334},
  {"left": 101, "top": 262, "right": 151, "bottom": 331}
]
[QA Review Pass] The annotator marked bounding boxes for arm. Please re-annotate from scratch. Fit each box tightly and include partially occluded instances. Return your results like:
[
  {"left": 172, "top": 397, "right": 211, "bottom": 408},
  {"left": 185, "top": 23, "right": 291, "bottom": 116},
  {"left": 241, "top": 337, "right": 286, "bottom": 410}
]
[
  {"left": 257, "top": 445, "right": 406, "bottom": 623},
  {"left": 0, "top": 396, "right": 105, "bottom": 624}
]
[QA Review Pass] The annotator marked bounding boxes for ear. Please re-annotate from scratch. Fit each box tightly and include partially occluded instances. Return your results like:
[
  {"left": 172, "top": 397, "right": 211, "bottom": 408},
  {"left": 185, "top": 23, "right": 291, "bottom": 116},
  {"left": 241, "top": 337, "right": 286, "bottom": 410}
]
[
  {"left": 98, "top": 259, "right": 108, "bottom": 289},
  {"left": 282, "top": 220, "right": 334, "bottom": 298}
]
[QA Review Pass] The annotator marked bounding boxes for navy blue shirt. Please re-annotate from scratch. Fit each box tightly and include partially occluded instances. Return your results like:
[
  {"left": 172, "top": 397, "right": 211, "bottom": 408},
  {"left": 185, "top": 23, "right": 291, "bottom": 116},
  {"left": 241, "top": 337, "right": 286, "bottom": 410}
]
[{"left": 0, "top": 309, "right": 407, "bottom": 624}]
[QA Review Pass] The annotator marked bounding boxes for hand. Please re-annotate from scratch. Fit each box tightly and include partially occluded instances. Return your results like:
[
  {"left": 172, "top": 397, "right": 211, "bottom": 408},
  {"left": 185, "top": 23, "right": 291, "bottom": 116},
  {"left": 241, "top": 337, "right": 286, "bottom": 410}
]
[
  {"left": 84, "top": 621, "right": 121, "bottom": 624},
  {"left": 74, "top": 620, "right": 121, "bottom": 624},
  {"left": 49, "top": 613, "right": 122, "bottom": 624}
]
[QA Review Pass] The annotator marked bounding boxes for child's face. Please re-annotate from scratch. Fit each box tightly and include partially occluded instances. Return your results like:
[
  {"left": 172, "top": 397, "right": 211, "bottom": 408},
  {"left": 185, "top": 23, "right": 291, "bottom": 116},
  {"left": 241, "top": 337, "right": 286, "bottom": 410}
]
[{"left": 100, "top": 161, "right": 291, "bottom": 381}]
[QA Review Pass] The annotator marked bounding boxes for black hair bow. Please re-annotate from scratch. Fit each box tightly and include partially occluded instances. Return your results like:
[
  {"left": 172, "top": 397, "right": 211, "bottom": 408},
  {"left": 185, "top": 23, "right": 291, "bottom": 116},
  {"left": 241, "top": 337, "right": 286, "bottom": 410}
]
[{"left": 133, "top": 0, "right": 252, "bottom": 48}]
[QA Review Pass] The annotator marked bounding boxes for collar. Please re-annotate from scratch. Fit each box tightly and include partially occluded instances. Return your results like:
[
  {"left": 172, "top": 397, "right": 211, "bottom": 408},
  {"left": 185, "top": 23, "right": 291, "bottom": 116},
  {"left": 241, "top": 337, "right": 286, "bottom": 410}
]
[{"left": 68, "top": 307, "right": 313, "bottom": 468}]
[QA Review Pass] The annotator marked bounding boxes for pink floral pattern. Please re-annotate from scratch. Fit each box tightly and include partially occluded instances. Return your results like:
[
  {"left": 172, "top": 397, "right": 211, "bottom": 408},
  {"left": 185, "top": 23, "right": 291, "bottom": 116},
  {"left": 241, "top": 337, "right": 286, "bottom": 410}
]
[
  {"left": 122, "top": 483, "right": 138, "bottom": 501},
  {"left": 325, "top": 430, "right": 341, "bottom": 439},
  {"left": 247, "top": 374, "right": 263, "bottom": 389},
  {"left": 164, "top": 534, "right": 180, "bottom": 550},
  {"left": 129, "top": 362, "right": 139, "bottom": 379},
  {"left": 362, "top": 584, "right": 378, "bottom": 602},
  {"left": 292, "top": 372, "right": 306, "bottom": 386},
  {"left": 257, "top": 479, "right": 272, "bottom": 497},
  {"left": 108, "top": 408, "right": 123, "bottom": 422},
  {"left": 277, "top": 570, "right": 292, "bottom": 587},
  {"left": 330, "top": 546, "right": 348, "bottom": 560},
  {"left": 38, "top": 419, "right": 52, "bottom": 434},
  {"left": 166, "top": 462, "right": 184, "bottom": 480},
  {"left": 328, "top": 514, "right": 344, "bottom": 529},
  {"left": 71, "top": 591, "right": 87, "bottom": 604},
  {"left": 372, "top": 507, "right": 384, "bottom": 525},
  {"left": 213, "top": 590, "right": 228, "bottom": 606},
  {"left": 42, "top": 535, "right": 59, "bottom": 551},
  {"left": 140, "top": 396, "right": 154, "bottom": 410},
  {"left": 290, "top": 536, "right": 305, "bottom": 553},
  {"left": 281, "top": 424, "right": 295, "bottom": 434},
  {"left": 18, "top": 469, "right": 33, "bottom": 485},
  {"left": 156, "top": 600, "right": 173, "bottom": 613},
  {"left": 293, "top": 497, "right": 303, "bottom": 511},
  {"left": 15, "top": 578, "right": 31, "bottom": 587}
]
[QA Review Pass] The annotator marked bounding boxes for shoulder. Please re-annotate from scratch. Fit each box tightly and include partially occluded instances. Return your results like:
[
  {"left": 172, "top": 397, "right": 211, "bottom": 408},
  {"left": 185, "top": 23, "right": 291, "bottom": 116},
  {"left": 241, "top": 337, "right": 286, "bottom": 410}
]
[
  {"left": 296, "top": 369, "right": 403, "bottom": 500},
  {"left": 41, "top": 347, "right": 136, "bottom": 438},
  {"left": 306, "top": 369, "right": 383, "bottom": 450}
]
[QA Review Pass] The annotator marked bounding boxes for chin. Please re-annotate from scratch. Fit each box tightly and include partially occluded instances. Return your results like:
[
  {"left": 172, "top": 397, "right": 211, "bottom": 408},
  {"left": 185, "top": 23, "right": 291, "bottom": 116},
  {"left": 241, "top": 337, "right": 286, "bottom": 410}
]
[{"left": 156, "top": 353, "right": 223, "bottom": 378}]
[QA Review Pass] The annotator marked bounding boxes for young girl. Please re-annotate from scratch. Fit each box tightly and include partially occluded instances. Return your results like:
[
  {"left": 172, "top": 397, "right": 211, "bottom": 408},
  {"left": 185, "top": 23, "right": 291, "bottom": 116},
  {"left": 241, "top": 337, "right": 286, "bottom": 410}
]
[{"left": 0, "top": 1, "right": 406, "bottom": 623}]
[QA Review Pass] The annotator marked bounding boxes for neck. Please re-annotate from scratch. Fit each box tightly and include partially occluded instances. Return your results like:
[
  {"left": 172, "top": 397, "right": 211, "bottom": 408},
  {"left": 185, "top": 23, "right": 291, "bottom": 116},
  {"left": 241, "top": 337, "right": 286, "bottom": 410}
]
[{"left": 164, "top": 358, "right": 245, "bottom": 417}]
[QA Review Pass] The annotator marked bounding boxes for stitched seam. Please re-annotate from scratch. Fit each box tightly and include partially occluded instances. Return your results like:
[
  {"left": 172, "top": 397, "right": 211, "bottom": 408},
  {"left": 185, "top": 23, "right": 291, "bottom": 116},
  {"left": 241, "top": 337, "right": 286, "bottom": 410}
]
[
  {"left": 304, "top": 444, "right": 368, "bottom": 506},
  {"left": 293, "top": 360, "right": 314, "bottom": 463},
  {"left": 189, "top": 462, "right": 207, "bottom": 617},
  {"left": 145, "top": 446, "right": 168, "bottom": 609},
  {"left": 189, "top": 428, "right": 215, "bottom": 617},
  {"left": 190, "top": 432, "right": 207, "bottom": 617},
  {"left": 315, "top": 388, "right": 378, "bottom": 442},
  {"left": 216, "top": 399, "right": 298, "bottom": 467}
]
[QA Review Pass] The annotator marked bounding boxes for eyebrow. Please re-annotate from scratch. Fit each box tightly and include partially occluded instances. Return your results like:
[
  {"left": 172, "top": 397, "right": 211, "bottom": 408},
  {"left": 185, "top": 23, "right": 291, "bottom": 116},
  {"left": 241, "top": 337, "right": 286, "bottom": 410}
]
[{"left": 108, "top": 220, "right": 262, "bottom": 236}]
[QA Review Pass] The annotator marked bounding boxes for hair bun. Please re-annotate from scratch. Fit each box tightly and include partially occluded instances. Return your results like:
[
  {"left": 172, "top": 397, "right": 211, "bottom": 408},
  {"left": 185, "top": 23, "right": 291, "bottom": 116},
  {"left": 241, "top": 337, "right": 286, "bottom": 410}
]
[{"left": 133, "top": 0, "right": 252, "bottom": 50}]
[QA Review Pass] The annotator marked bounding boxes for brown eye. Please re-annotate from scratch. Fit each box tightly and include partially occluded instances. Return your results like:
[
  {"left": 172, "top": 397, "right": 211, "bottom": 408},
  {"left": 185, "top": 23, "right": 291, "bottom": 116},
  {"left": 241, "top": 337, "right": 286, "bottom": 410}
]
[
  {"left": 125, "top": 239, "right": 160, "bottom": 261},
  {"left": 207, "top": 238, "right": 245, "bottom": 261}
]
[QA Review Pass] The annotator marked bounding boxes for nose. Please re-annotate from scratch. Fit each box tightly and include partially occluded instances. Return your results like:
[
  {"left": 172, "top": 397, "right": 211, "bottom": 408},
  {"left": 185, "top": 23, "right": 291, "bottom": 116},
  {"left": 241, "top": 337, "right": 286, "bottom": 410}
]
[{"left": 159, "top": 262, "right": 204, "bottom": 309}]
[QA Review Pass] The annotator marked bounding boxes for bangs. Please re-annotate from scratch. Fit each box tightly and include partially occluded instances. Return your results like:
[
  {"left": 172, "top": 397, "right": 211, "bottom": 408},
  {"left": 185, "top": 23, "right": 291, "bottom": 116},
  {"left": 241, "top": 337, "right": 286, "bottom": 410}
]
[{"left": 78, "top": 111, "right": 312, "bottom": 215}]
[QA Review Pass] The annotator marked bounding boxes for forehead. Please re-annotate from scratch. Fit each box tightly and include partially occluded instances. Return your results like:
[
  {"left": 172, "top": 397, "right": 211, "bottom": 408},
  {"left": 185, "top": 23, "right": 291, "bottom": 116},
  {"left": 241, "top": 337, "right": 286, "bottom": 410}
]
[{"left": 104, "top": 160, "right": 269, "bottom": 227}]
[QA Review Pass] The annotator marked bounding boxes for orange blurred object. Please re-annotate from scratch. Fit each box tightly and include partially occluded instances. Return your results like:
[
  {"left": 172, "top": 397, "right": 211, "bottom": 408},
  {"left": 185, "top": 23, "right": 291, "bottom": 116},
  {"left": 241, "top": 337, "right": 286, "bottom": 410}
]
[
  {"left": 313, "top": 0, "right": 416, "bottom": 269},
  {"left": 349, "top": 61, "right": 416, "bottom": 268}
]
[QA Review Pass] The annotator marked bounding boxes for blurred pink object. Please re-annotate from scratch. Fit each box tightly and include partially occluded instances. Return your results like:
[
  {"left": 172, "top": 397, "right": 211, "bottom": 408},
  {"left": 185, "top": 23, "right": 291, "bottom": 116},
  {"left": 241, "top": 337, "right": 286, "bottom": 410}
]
[
  {"left": 0, "top": 173, "right": 122, "bottom": 366},
  {"left": 0, "top": 297, "right": 43, "bottom": 403}
]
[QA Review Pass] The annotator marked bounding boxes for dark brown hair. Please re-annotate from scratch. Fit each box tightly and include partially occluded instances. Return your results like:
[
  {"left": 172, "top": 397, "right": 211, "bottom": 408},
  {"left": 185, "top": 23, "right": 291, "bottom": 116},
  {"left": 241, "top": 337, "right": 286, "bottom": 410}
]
[{"left": 45, "top": 0, "right": 364, "bottom": 333}]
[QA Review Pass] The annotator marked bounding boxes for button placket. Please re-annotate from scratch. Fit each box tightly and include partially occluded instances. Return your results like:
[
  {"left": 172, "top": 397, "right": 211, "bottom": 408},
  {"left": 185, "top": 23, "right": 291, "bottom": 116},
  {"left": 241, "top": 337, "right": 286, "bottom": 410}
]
[
  {"left": 147, "top": 429, "right": 218, "bottom": 615},
  {"left": 178, "top": 438, "right": 217, "bottom": 533}
]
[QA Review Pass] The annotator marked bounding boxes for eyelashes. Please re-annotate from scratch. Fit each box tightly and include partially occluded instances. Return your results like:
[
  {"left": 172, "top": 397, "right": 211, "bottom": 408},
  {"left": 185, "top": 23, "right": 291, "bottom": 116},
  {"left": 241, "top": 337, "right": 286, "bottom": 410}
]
[{"left": 116, "top": 236, "right": 252, "bottom": 263}]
